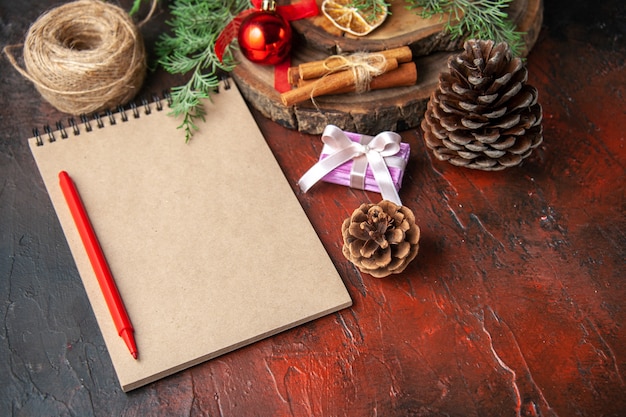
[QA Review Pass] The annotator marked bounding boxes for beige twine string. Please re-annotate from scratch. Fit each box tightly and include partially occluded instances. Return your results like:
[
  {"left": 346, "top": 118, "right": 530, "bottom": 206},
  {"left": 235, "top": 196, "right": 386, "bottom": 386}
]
[
  {"left": 3, "top": 0, "right": 149, "bottom": 115},
  {"left": 322, "top": 52, "right": 388, "bottom": 93},
  {"left": 307, "top": 52, "right": 387, "bottom": 108}
]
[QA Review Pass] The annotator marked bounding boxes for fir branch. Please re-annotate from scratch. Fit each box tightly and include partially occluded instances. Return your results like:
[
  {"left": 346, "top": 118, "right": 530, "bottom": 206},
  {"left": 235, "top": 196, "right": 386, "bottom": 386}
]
[
  {"left": 155, "top": 0, "right": 251, "bottom": 141},
  {"left": 406, "top": 0, "right": 524, "bottom": 56},
  {"left": 348, "top": 0, "right": 391, "bottom": 23}
]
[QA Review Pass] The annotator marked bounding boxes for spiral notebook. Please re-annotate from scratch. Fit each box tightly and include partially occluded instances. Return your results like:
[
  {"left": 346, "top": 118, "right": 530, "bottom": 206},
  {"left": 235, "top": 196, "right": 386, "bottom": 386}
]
[{"left": 28, "top": 80, "right": 352, "bottom": 392}]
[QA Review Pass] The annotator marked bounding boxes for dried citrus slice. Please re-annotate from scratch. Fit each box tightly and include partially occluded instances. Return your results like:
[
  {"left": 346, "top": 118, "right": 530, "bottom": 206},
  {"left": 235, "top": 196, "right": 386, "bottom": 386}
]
[{"left": 321, "top": 0, "right": 388, "bottom": 36}]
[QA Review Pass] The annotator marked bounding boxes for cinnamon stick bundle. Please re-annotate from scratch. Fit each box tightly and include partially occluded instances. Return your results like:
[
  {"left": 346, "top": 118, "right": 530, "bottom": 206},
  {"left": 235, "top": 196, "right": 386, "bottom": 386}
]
[
  {"left": 296, "top": 62, "right": 418, "bottom": 95},
  {"left": 295, "top": 46, "right": 413, "bottom": 81},
  {"left": 280, "top": 58, "right": 399, "bottom": 107}
]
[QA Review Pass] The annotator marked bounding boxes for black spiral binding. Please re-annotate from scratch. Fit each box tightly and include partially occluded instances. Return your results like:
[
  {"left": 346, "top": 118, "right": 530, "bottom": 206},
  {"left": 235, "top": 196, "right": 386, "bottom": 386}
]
[{"left": 32, "top": 91, "right": 173, "bottom": 146}]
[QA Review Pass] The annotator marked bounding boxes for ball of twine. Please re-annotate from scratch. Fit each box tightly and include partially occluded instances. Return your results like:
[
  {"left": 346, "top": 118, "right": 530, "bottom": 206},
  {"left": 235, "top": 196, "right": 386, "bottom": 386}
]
[{"left": 18, "top": 0, "right": 147, "bottom": 115}]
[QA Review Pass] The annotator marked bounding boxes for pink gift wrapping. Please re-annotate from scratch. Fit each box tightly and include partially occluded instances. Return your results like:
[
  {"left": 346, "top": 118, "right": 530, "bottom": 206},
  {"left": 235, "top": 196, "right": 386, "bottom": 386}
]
[{"left": 318, "top": 130, "right": 410, "bottom": 193}]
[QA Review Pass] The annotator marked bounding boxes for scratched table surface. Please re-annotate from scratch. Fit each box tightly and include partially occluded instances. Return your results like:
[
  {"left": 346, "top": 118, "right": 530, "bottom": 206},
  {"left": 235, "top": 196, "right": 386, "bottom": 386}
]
[{"left": 1, "top": 0, "right": 624, "bottom": 416}]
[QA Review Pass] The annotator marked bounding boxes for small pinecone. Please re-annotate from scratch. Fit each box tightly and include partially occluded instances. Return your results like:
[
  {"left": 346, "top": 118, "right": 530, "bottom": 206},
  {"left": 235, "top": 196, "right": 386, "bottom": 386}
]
[
  {"left": 341, "top": 200, "right": 420, "bottom": 278},
  {"left": 421, "top": 39, "right": 543, "bottom": 171}
]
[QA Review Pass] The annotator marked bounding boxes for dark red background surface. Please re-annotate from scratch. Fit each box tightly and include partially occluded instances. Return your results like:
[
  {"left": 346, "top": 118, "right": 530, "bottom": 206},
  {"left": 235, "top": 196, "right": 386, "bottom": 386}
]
[{"left": 1, "top": 0, "right": 624, "bottom": 416}]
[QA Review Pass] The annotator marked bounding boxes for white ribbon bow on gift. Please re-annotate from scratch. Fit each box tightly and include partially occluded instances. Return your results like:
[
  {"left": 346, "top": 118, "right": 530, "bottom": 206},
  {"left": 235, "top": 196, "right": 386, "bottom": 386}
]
[{"left": 298, "top": 124, "right": 403, "bottom": 206}]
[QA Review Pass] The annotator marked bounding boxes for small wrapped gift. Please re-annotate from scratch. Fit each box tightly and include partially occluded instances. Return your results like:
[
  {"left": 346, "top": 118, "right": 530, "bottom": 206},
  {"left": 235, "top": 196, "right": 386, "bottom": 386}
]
[{"left": 298, "top": 125, "right": 410, "bottom": 206}]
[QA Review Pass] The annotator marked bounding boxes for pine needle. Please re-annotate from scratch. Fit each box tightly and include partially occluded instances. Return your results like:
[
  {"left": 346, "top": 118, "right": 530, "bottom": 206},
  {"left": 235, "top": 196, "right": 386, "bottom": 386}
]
[{"left": 347, "top": 0, "right": 391, "bottom": 23}]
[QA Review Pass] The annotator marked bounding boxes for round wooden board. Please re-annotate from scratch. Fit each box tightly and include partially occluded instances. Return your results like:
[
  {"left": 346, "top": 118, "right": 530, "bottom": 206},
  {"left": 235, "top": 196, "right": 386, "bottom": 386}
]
[{"left": 232, "top": 0, "right": 543, "bottom": 135}]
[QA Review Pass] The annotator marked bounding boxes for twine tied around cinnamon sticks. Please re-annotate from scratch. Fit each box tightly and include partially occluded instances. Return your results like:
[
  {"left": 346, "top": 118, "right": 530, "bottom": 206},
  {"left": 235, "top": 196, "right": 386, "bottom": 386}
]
[
  {"left": 323, "top": 52, "right": 389, "bottom": 94},
  {"left": 281, "top": 46, "right": 417, "bottom": 106},
  {"left": 3, "top": 0, "right": 155, "bottom": 115}
]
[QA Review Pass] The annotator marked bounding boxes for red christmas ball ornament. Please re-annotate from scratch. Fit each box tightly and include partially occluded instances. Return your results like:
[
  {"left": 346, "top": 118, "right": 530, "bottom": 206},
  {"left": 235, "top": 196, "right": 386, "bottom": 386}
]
[{"left": 237, "top": 0, "right": 292, "bottom": 65}]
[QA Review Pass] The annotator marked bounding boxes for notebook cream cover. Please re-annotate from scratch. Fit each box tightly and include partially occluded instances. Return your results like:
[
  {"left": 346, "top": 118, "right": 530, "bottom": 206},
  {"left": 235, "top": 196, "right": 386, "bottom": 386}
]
[{"left": 28, "top": 81, "right": 352, "bottom": 391}]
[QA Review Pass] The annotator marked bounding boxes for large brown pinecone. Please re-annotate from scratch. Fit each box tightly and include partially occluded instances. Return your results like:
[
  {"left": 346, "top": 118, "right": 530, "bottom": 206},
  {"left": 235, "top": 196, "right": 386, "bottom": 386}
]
[
  {"left": 421, "top": 39, "right": 543, "bottom": 171},
  {"left": 341, "top": 200, "right": 420, "bottom": 278}
]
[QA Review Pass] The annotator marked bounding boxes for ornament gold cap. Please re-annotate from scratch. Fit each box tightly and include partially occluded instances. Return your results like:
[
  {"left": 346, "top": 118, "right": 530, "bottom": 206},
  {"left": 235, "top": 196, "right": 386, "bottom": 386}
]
[{"left": 261, "top": 0, "right": 277, "bottom": 11}]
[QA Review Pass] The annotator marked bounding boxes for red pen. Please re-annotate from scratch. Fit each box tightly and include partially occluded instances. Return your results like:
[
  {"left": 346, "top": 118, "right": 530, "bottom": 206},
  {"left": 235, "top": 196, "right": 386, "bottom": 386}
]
[{"left": 59, "top": 171, "right": 138, "bottom": 360}]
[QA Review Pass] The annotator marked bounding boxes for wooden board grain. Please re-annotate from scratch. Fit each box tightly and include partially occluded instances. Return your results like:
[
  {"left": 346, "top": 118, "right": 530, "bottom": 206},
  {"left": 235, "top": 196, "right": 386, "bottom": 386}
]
[{"left": 233, "top": 0, "right": 543, "bottom": 135}]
